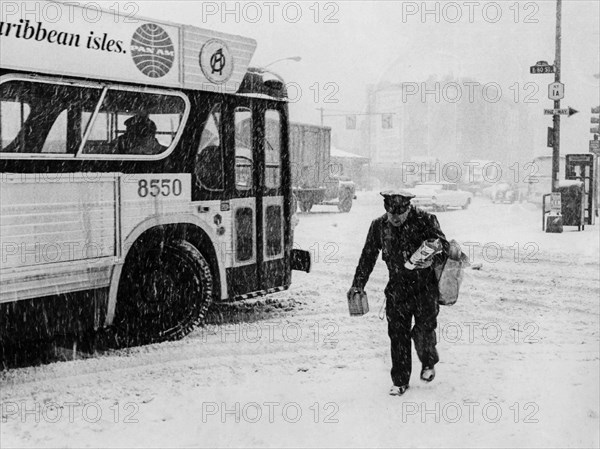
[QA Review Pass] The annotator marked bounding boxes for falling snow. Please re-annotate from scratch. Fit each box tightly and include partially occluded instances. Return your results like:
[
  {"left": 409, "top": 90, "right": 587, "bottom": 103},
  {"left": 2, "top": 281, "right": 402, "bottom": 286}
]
[{"left": 1, "top": 193, "right": 598, "bottom": 448}]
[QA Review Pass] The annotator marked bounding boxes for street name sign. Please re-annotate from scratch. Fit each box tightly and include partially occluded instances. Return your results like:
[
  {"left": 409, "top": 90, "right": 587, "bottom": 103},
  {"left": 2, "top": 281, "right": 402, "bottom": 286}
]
[
  {"left": 531, "top": 65, "right": 554, "bottom": 74},
  {"left": 544, "top": 107, "right": 578, "bottom": 117},
  {"left": 530, "top": 61, "right": 554, "bottom": 74}
]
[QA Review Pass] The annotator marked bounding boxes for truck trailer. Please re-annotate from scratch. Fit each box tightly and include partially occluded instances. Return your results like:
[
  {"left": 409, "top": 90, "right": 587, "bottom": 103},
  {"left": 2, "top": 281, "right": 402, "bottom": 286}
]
[{"left": 288, "top": 122, "right": 355, "bottom": 213}]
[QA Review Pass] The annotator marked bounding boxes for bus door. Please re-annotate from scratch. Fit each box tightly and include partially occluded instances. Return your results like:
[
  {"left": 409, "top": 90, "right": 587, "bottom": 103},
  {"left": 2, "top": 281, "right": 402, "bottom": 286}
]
[
  {"left": 228, "top": 102, "right": 287, "bottom": 297},
  {"left": 261, "top": 106, "right": 287, "bottom": 291}
]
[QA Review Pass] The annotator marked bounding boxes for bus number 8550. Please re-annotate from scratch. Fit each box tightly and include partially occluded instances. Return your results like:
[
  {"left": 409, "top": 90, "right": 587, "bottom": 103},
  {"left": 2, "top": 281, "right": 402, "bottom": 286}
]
[{"left": 137, "top": 179, "right": 183, "bottom": 197}]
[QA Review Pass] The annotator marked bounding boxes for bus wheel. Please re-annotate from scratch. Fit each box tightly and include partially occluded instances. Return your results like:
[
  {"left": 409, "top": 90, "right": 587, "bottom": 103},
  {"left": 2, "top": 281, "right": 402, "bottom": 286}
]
[{"left": 115, "top": 240, "right": 213, "bottom": 347}]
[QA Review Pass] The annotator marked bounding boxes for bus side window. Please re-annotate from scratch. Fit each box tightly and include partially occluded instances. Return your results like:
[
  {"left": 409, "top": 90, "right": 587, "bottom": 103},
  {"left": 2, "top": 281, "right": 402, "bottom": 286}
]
[
  {"left": 42, "top": 110, "right": 67, "bottom": 153},
  {"left": 235, "top": 107, "right": 253, "bottom": 190},
  {"left": 265, "top": 110, "right": 281, "bottom": 189},
  {"left": 0, "top": 80, "right": 88, "bottom": 154},
  {"left": 0, "top": 100, "right": 31, "bottom": 151},
  {"left": 196, "top": 104, "right": 224, "bottom": 191},
  {"left": 82, "top": 89, "right": 186, "bottom": 156}
]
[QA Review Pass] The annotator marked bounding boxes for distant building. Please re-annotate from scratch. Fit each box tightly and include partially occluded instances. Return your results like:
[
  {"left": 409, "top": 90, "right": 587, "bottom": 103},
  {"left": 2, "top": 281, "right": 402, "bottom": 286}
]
[{"left": 331, "top": 67, "right": 536, "bottom": 187}]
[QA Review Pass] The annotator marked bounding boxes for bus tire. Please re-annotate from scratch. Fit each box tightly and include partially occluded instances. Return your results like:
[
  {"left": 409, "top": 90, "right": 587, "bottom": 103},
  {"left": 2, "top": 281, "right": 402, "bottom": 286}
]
[{"left": 114, "top": 240, "right": 213, "bottom": 347}]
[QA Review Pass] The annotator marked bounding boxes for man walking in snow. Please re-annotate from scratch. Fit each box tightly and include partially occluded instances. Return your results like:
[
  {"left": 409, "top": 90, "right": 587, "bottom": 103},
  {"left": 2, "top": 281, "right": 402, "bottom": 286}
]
[{"left": 348, "top": 191, "right": 448, "bottom": 396}]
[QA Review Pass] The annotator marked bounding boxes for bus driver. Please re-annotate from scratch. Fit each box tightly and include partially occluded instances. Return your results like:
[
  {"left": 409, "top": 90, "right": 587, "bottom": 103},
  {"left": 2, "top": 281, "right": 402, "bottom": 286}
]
[{"left": 116, "top": 114, "right": 167, "bottom": 155}]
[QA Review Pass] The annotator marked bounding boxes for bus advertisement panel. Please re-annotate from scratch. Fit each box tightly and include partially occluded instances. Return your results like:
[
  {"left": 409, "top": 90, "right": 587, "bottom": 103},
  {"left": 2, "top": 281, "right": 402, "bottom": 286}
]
[{"left": 0, "top": 1, "right": 256, "bottom": 92}]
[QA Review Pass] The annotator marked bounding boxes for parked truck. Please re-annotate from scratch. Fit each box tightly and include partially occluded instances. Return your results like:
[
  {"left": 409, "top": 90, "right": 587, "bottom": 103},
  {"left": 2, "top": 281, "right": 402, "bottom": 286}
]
[{"left": 288, "top": 122, "right": 356, "bottom": 213}]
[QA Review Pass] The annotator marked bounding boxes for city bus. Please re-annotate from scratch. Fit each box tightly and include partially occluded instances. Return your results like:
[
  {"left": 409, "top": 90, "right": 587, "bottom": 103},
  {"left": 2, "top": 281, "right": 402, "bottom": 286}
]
[{"left": 0, "top": 1, "right": 310, "bottom": 347}]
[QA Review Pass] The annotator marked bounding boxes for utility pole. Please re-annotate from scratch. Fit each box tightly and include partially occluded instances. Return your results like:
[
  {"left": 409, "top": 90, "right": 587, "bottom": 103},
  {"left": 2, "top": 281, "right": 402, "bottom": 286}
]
[
  {"left": 317, "top": 107, "right": 325, "bottom": 127},
  {"left": 366, "top": 87, "right": 372, "bottom": 187},
  {"left": 552, "top": 0, "right": 562, "bottom": 192}
]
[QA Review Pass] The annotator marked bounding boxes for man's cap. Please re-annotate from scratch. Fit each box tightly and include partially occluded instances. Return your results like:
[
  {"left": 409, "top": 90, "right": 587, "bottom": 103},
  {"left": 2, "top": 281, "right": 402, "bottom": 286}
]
[
  {"left": 124, "top": 113, "right": 149, "bottom": 126},
  {"left": 125, "top": 114, "right": 157, "bottom": 135},
  {"left": 380, "top": 189, "right": 415, "bottom": 200}
]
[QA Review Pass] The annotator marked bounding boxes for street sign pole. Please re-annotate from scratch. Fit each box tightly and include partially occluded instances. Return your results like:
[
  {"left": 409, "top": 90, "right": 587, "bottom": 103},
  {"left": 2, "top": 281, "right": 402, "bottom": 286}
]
[
  {"left": 552, "top": 0, "right": 562, "bottom": 192},
  {"left": 547, "top": 127, "right": 554, "bottom": 148}
]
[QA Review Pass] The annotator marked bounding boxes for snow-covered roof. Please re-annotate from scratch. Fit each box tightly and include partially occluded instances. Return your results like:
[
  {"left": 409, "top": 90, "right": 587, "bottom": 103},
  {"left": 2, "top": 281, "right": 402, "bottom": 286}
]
[
  {"left": 330, "top": 146, "right": 369, "bottom": 161},
  {"left": 558, "top": 179, "right": 583, "bottom": 188}
]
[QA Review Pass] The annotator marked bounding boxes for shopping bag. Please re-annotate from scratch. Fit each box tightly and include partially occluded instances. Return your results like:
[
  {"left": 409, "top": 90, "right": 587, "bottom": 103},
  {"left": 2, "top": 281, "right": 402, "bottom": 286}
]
[
  {"left": 434, "top": 249, "right": 469, "bottom": 306},
  {"left": 347, "top": 290, "right": 369, "bottom": 316}
]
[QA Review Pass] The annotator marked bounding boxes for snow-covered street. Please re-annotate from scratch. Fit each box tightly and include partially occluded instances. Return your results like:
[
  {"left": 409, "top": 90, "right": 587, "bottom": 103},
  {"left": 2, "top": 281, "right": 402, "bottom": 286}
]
[{"left": 1, "top": 193, "right": 598, "bottom": 448}]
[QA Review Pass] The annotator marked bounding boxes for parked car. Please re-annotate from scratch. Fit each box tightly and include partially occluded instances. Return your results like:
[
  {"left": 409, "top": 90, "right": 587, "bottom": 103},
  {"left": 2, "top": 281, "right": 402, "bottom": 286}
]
[
  {"left": 491, "top": 182, "right": 522, "bottom": 203},
  {"left": 458, "top": 180, "right": 487, "bottom": 197},
  {"left": 482, "top": 182, "right": 522, "bottom": 203},
  {"left": 407, "top": 182, "right": 473, "bottom": 211}
]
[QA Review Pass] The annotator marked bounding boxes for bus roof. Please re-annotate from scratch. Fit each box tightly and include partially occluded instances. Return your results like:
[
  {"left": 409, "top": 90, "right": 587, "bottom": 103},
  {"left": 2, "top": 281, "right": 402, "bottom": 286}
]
[{"left": 0, "top": 1, "right": 257, "bottom": 93}]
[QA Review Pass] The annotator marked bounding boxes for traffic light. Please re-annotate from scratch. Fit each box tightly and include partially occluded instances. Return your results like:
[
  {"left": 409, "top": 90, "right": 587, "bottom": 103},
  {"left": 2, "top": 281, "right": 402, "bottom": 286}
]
[
  {"left": 346, "top": 115, "right": 356, "bottom": 130},
  {"left": 381, "top": 113, "right": 393, "bottom": 129},
  {"left": 592, "top": 106, "right": 600, "bottom": 135}
]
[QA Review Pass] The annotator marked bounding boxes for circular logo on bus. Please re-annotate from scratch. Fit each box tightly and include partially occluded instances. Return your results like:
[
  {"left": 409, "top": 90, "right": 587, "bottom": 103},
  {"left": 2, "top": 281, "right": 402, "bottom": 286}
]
[
  {"left": 199, "top": 39, "right": 234, "bottom": 84},
  {"left": 130, "top": 24, "right": 175, "bottom": 78}
]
